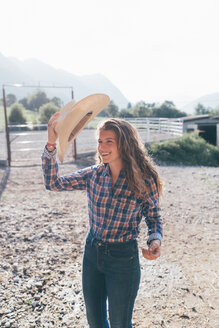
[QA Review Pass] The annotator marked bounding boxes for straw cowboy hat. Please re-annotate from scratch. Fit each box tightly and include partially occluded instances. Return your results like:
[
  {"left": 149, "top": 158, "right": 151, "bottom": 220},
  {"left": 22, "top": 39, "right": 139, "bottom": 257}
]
[{"left": 55, "top": 93, "right": 110, "bottom": 162}]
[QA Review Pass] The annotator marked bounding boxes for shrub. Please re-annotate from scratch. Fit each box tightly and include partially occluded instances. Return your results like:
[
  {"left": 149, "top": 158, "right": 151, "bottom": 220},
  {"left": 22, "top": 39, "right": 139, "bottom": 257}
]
[
  {"left": 148, "top": 133, "right": 219, "bottom": 167},
  {"left": 9, "top": 103, "right": 26, "bottom": 124},
  {"left": 27, "top": 90, "right": 49, "bottom": 111},
  {"left": 39, "top": 103, "right": 59, "bottom": 123}
]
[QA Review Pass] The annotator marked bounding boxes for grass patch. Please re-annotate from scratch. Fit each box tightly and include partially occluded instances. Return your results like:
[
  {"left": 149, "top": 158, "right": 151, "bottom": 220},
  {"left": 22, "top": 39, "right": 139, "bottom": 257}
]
[
  {"left": 23, "top": 109, "right": 40, "bottom": 123},
  {"left": 148, "top": 133, "right": 219, "bottom": 167},
  {"left": 0, "top": 106, "right": 40, "bottom": 128}
]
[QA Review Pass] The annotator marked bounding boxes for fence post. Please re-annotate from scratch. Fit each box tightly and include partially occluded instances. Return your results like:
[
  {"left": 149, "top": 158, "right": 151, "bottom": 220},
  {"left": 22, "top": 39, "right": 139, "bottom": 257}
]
[
  {"left": 147, "top": 118, "right": 150, "bottom": 142},
  {"left": 2, "top": 86, "right": 11, "bottom": 166},
  {"left": 71, "top": 87, "right": 77, "bottom": 160}
]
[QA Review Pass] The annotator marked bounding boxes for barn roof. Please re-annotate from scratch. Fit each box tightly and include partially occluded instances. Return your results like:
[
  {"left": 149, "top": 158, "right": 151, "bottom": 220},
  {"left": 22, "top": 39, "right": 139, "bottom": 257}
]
[{"left": 178, "top": 115, "right": 219, "bottom": 124}]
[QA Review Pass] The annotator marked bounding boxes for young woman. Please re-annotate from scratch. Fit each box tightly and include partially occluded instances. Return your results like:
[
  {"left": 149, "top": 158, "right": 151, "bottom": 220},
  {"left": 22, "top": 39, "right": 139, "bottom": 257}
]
[{"left": 42, "top": 114, "right": 163, "bottom": 328}]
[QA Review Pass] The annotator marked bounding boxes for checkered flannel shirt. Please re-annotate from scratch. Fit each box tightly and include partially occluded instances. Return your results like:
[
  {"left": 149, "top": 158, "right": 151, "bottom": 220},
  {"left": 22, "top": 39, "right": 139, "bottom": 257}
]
[{"left": 42, "top": 147, "right": 162, "bottom": 244}]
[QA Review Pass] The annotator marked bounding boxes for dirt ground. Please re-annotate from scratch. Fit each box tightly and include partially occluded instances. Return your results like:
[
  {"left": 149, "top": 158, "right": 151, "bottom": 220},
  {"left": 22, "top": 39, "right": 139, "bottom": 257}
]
[{"left": 0, "top": 155, "right": 218, "bottom": 328}]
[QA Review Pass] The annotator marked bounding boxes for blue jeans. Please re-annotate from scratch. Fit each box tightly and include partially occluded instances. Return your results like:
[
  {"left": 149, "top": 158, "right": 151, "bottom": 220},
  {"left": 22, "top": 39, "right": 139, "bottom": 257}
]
[{"left": 82, "top": 231, "right": 141, "bottom": 328}]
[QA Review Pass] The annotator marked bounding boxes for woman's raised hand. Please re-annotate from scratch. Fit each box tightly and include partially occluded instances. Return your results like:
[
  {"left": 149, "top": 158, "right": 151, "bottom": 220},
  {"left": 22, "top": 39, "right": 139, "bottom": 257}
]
[{"left": 47, "top": 112, "right": 61, "bottom": 144}]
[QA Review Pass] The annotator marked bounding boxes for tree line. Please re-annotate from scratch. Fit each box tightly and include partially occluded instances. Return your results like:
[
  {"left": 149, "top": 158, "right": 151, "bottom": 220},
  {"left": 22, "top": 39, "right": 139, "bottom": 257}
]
[
  {"left": 101, "top": 100, "right": 219, "bottom": 118},
  {"left": 193, "top": 103, "right": 219, "bottom": 116},
  {"left": 4, "top": 90, "right": 63, "bottom": 124},
  {"left": 100, "top": 100, "right": 187, "bottom": 119},
  {"left": 2, "top": 89, "right": 219, "bottom": 124}
]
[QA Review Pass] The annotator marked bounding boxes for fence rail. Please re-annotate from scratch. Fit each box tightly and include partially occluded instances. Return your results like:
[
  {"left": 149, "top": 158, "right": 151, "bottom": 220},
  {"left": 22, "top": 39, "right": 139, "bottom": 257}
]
[
  {"left": 124, "top": 117, "right": 183, "bottom": 136},
  {"left": 1, "top": 117, "right": 183, "bottom": 135}
]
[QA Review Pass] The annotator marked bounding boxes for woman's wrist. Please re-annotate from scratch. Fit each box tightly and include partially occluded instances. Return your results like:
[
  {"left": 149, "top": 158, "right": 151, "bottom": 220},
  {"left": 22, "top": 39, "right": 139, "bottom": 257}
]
[
  {"left": 149, "top": 239, "right": 161, "bottom": 246},
  {"left": 47, "top": 141, "right": 56, "bottom": 146},
  {"left": 46, "top": 141, "right": 56, "bottom": 152}
]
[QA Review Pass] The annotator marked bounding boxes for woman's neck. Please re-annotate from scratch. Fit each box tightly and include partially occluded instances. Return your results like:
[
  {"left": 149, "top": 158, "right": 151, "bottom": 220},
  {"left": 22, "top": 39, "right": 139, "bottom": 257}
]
[{"left": 109, "top": 160, "right": 123, "bottom": 185}]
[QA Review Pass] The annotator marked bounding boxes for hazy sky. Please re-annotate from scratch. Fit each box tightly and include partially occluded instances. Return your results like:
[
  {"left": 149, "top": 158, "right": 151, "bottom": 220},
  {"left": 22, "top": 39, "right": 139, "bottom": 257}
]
[{"left": 1, "top": 0, "right": 219, "bottom": 108}]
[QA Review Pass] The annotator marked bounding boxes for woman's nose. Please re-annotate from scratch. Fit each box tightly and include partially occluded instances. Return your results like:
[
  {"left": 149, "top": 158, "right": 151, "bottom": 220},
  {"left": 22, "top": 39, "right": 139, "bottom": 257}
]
[{"left": 99, "top": 143, "right": 107, "bottom": 152}]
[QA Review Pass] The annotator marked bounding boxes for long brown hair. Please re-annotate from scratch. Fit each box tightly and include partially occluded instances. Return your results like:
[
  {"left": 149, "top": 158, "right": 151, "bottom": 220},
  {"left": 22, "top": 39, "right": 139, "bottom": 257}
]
[{"left": 96, "top": 118, "right": 163, "bottom": 199}]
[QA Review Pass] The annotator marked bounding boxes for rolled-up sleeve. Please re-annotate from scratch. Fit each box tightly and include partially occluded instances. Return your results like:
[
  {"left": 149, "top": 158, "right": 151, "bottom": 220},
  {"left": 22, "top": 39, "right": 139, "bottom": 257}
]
[
  {"left": 142, "top": 177, "right": 163, "bottom": 244},
  {"left": 41, "top": 147, "right": 93, "bottom": 191}
]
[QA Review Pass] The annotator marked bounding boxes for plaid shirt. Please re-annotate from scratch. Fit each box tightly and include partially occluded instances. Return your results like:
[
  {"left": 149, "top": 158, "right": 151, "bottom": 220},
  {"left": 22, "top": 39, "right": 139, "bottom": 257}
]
[{"left": 42, "top": 147, "right": 162, "bottom": 244}]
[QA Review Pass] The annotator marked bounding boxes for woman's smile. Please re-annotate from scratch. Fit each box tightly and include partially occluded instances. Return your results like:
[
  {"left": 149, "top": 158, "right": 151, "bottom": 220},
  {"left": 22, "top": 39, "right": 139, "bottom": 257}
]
[{"left": 101, "top": 152, "right": 111, "bottom": 156}]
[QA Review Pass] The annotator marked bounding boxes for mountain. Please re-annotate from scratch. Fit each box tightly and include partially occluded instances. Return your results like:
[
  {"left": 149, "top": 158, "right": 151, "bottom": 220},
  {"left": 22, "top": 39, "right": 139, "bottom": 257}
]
[
  {"left": 182, "top": 92, "right": 219, "bottom": 114},
  {"left": 0, "top": 53, "right": 128, "bottom": 109}
]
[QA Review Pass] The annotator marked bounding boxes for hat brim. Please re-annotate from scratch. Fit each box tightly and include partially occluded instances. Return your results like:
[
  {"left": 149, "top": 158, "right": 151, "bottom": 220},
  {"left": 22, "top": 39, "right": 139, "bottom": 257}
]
[{"left": 55, "top": 93, "right": 110, "bottom": 162}]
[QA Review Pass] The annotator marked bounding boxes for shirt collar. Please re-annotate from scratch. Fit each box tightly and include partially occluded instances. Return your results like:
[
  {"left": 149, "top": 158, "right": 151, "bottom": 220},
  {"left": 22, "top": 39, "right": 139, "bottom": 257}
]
[
  {"left": 102, "top": 164, "right": 126, "bottom": 178},
  {"left": 103, "top": 164, "right": 110, "bottom": 176}
]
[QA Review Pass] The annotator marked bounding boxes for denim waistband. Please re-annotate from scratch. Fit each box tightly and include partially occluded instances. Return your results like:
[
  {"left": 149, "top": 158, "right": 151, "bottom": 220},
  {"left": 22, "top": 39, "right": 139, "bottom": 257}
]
[{"left": 86, "top": 230, "right": 137, "bottom": 248}]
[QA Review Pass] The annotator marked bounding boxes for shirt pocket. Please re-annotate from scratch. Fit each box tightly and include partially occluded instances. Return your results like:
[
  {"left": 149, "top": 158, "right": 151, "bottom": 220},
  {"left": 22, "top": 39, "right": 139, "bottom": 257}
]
[{"left": 115, "top": 196, "right": 138, "bottom": 215}]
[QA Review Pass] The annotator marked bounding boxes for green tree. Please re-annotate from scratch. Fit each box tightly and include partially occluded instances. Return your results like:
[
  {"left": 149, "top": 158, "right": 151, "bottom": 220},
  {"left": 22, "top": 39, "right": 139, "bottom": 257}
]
[
  {"left": 151, "top": 101, "right": 187, "bottom": 118},
  {"left": 99, "top": 100, "right": 119, "bottom": 117},
  {"left": 51, "top": 97, "right": 62, "bottom": 107},
  {"left": 127, "top": 102, "right": 132, "bottom": 109},
  {"left": 9, "top": 103, "right": 26, "bottom": 124},
  {"left": 39, "top": 103, "right": 59, "bottom": 123},
  {"left": 98, "top": 108, "right": 109, "bottom": 117},
  {"left": 208, "top": 108, "right": 219, "bottom": 115},
  {"left": 131, "top": 101, "right": 155, "bottom": 117},
  {"left": 27, "top": 89, "right": 49, "bottom": 111},
  {"left": 195, "top": 103, "right": 210, "bottom": 115},
  {"left": 19, "top": 97, "right": 29, "bottom": 108},
  {"left": 118, "top": 109, "right": 134, "bottom": 118},
  {"left": 6, "top": 93, "right": 17, "bottom": 106},
  {"left": 106, "top": 100, "right": 119, "bottom": 117}
]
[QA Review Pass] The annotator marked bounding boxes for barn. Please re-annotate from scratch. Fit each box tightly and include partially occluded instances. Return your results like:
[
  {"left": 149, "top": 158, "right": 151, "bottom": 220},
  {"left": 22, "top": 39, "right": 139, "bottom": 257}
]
[{"left": 179, "top": 115, "right": 219, "bottom": 147}]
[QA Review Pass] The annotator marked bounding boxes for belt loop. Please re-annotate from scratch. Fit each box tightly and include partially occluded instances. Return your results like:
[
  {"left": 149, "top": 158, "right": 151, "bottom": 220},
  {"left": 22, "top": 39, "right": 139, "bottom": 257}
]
[{"left": 91, "top": 237, "right": 95, "bottom": 247}]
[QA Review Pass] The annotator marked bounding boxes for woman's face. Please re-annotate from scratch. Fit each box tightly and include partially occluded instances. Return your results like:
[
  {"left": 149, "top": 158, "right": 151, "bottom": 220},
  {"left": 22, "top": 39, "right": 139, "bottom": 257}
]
[{"left": 98, "top": 129, "right": 121, "bottom": 165}]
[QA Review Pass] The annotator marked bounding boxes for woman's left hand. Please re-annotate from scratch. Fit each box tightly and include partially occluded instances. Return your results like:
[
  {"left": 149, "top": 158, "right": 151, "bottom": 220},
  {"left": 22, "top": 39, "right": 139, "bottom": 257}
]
[{"left": 142, "top": 239, "right": 161, "bottom": 260}]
